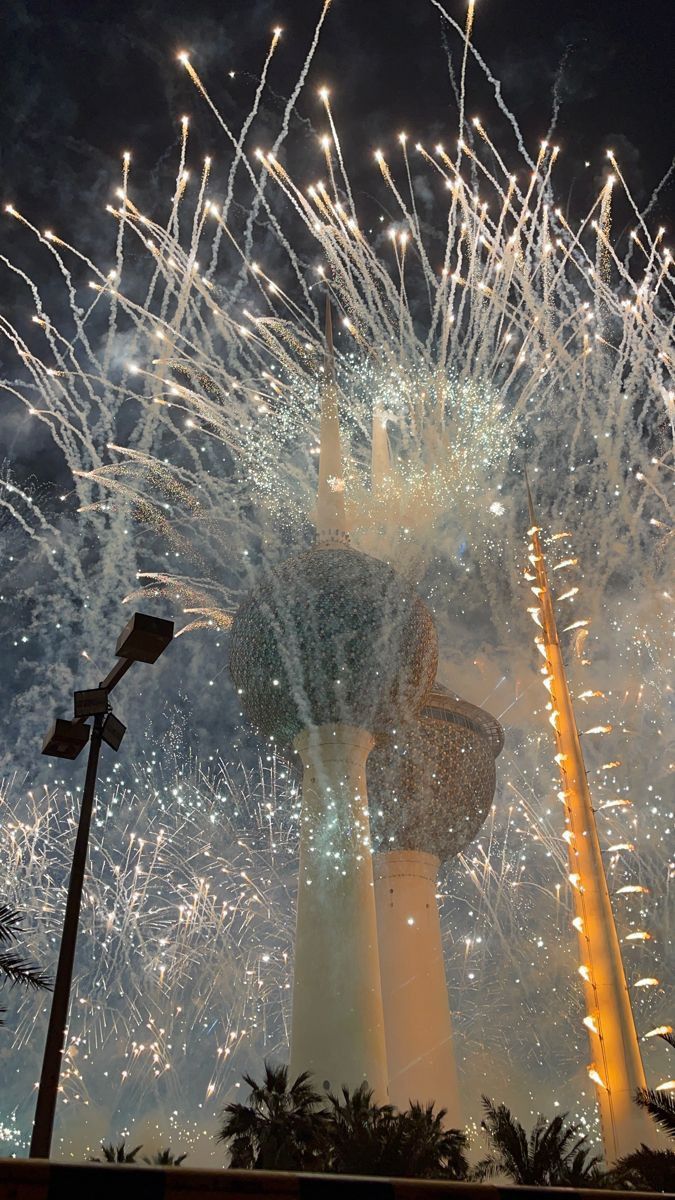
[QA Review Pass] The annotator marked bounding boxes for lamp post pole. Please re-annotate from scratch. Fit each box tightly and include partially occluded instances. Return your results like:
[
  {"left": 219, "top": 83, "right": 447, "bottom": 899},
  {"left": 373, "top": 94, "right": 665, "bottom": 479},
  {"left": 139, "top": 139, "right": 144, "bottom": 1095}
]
[
  {"left": 29, "top": 713, "right": 104, "bottom": 1159},
  {"left": 29, "top": 611, "right": 173, "bottom": 1159}
]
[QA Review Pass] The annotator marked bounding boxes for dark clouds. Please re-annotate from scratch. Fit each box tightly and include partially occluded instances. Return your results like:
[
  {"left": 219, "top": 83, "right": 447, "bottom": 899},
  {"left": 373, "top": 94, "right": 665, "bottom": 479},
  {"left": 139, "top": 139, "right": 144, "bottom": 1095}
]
[{"left": 2, "top": 0, "right": 673, "bottom": 213}]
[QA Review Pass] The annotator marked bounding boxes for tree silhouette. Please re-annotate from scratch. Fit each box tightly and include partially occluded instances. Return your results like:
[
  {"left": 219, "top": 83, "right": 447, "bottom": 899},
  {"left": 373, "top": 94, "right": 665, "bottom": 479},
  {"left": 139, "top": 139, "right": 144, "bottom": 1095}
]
[
  {"left": 612, "top": 1147, "right": 675, "bottom": 1193},
  {"left": 402, "top": 1100, "right": 469, "bottom": 1180},
  {"left": 636, "top": 1088, "right": 675, "bottom": 1141},
  {"left": 635, "top": 1030, "right": 675, "bottom": 1140},
  {"left": 556, "top": 1145, "right": 607, "bottom": 1188},
  {"left": 612, "top": 1030, "right": 675, "bottom": 1192},
  {"left": 217, "top": 1061, "right": 326, "bottom": 1170},
  {"left": 473, "top": 1096, "right": 603, "bottom": 1186},
  {"left": 324, "top": 1085, "right": 468, "bottom": 1179},
  {"left": 90, "top": 1141, "right": 143, "bottom": 1163},
  {"left": 322, "top": 1082, "right": 397, "bottom": 1176},
  {"left": 217, "top": 1066, "right": 468, "bottom": 1180},
  {"left": 143, "top": 1147, "right": 188, "bottom": 1166},
  {"left": 0, "top": 902, "right": 51, "bottom": 1026}
]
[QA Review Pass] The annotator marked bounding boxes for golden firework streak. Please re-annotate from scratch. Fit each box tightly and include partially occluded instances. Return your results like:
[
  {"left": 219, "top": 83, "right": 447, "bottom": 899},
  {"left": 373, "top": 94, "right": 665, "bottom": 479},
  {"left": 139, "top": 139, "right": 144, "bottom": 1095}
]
[{"left": 524, "top": 475, "right": 655, "bottom": 1162}]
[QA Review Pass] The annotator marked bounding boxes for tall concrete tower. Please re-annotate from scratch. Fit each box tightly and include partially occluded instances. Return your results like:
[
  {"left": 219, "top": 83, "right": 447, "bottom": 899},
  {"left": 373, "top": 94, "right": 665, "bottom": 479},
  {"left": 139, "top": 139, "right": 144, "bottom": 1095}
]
[
  {"left": 368, "top": 684, "right": 503, "bottom": 1122},
  {"left": 229, "top": 302, "right": 438, "bottom": 1097},
  {"left": 524, "top": 479, "right": 653, "bottom": 1161}
]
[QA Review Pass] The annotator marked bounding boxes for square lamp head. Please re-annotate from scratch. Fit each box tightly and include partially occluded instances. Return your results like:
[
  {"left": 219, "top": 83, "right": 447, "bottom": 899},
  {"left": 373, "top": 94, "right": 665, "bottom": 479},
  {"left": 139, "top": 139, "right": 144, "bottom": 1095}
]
[
  {"left": 115, "top": 612, "right": 174, "bottom": 664},
  {"left": 102, "top": 713, "right": 126, "bottom": 751},
  {"left": 74, "top": 687, "right": 109, "bottom": 719},
  {"left": 42, "top": 719, "right": 90, "bottom": 760}
]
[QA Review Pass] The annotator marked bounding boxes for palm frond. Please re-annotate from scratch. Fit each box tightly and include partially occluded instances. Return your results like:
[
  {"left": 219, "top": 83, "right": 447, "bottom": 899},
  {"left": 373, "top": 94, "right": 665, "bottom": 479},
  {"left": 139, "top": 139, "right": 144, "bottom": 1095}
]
[
  {"left": 479, "top": 1095, "right": 600, "bottom": 1186},
  {"left": 143, "top": 1148, "right": 187, "bottom": 1166},
  {"left": 636, "top": 1087, "right": 675, "bottom": 1139},
  {"left": 0, "top": 949, "right": 52, "bottom": 990},
  {"left": 91, "top": 1141, "right": 144, "bottom": 1163},
  {"left": 118, "top": 1143, "right": 142, "bottom": 1162},
  {"left": 559, "top": 1146, "right": 606, "bottom": 1186},
  {"left": 480, "top": 1096, "right": 530, "bottom": 1182},
  {"left": 0, "top": 904, "right": 23, "bottom": 944},
  {"left": 472, "top": 1154, "right": 500, "bottom": 1181},
  {"left": 613, "top": 1145, "right": 675, "bottom": 1192}
]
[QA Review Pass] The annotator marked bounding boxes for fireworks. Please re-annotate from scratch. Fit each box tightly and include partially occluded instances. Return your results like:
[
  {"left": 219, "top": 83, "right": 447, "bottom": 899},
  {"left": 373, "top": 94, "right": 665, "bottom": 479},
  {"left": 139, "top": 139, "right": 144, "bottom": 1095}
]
[
  {"left": 0, "top": 0, "right": 672, "bottom": 1162},
  {"left": 2, "top": 749, "right": 655, "bottom": 1160},
  {"left": 0, "top": 758, "right": 297, "bottom": 1161}
]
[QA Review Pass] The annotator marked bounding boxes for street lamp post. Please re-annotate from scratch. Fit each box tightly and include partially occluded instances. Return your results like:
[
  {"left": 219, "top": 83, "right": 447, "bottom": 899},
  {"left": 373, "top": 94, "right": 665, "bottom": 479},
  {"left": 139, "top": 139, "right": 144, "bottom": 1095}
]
[{"left": 29, "top": 612, "right": 173, "bottom": 1160}]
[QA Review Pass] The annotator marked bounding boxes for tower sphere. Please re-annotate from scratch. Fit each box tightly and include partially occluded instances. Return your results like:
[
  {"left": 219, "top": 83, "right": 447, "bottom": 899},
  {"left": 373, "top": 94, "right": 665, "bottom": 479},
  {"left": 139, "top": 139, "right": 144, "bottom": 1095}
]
[
  {"left": 368, "top": 684, "right": 503, "bottom": 861},
  {"left": 229, "top": 546, "right": 438, "bottom": 744}
]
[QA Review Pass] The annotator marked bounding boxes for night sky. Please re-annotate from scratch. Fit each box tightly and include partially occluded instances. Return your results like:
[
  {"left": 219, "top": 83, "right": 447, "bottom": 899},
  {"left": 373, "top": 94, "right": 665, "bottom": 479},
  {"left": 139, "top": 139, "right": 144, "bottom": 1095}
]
[
  {"left": 2, "top": 0, "right": 673, "bottom": 475},
  {"left": 0, "top": 0, "right": 672, "bottom": 1166}
]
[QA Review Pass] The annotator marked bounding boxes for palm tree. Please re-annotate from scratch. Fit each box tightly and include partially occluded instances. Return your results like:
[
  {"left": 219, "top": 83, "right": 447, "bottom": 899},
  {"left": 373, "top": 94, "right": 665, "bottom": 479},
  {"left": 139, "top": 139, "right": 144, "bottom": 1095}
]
[
  {"left": 143, "top": 1148, "right": 187, "bottom": 1166},
  {"left": 322, "top": 1083, "right": 398, "bottom": 1176},
  {"left": 217, "top": 1061, "right": 326, "bottom": 1170},
  {"left": 612, "top": 1029, "right": 675, "bottom": 1192},
  {"left": 611, "top": 1147, "right": 675, "bottom": 1192},
  {"left": 217, "top": 1069, "right": 468, "bottom": 1180},
  {"left": 390, "top": 1100, "right": 469, "bottom": 1180},
  {"left": 636, "top": 1087, "right": 675, "bottom": 1141},
  {"left": 91, "top": 1141, "right": 143, "bottom": 1163},
  {"left": 323, "top": 1086, "right": 468, "bottom": 1179},
  {"left": 474, "top": 1096, "right": 603, "bottom": 1186},
  {"left": 635, "top": 1030, "right": 675, "bottom": 1140},
  {"left": 556, "top": 1144, "right": 607, "bottom": 1188},
  {"left": 0, "top": 903, "right": 51, "bottom": 1024}
]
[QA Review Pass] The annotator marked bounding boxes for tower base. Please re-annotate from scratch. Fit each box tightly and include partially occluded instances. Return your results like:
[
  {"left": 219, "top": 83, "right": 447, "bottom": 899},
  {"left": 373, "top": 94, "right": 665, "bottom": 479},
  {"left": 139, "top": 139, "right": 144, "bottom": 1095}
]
[{"left": 374, "top": 849, "right": 461, "bottom": 1126}]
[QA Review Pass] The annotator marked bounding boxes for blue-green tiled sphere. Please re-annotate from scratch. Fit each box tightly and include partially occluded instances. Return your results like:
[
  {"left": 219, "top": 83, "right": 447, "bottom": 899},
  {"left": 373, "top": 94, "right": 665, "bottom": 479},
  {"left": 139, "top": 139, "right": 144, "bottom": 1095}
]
[{"left": 229, "top": 546, "right": 438, "bottom": 743}]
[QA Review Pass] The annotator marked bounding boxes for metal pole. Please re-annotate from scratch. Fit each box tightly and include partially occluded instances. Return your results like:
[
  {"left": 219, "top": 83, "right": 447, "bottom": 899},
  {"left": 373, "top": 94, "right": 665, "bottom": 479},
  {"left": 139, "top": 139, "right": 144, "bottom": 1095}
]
[{"left": 30, "top": 712, "right": 104, "bottom": 1158}]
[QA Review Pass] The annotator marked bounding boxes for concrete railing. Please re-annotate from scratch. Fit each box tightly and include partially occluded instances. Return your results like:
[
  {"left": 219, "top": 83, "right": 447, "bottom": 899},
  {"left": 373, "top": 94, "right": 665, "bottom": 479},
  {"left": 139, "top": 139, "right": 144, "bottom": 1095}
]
[{"left": 0, "top": 1159, "right": 664, "bottom": 1200}]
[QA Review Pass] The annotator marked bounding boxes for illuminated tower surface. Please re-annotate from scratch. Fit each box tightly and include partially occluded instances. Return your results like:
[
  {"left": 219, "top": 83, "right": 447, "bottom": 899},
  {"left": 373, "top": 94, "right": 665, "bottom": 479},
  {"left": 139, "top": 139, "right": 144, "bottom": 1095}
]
[
  {"left": 229, "top": 300, "right": 437, "bottom": 1098},
  {"left": 525, "top": 478, "right": 653, "bottom": 1162},
  {"left": 368, "top": 686, "right": 503, "bottom": 1124}
]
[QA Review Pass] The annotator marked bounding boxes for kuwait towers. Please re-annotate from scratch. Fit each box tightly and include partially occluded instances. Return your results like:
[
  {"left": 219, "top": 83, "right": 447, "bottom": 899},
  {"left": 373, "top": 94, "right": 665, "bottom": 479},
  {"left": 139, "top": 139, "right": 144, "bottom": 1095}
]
[
  {"left": 229, "top": 301, "right": 437, "bottom": 1096},
  {"left": 230, "top": 300, "right": 502, "bottom": 1106}
]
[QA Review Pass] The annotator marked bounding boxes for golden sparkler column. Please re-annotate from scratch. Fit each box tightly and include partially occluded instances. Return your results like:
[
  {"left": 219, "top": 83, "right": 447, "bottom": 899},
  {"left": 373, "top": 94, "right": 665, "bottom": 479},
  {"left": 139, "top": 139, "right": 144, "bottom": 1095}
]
[{"left": 525, "top": 482, "right": 653, "bottom": 1162}]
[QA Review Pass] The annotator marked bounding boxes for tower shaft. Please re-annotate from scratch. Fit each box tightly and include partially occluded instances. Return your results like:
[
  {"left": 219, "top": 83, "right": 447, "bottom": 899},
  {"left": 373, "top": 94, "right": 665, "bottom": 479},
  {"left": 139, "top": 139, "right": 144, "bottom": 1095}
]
[
  {"left": 290, "top": 724, "right": 388, "bottom": 1099},
  {"left": 526, "top": 489, "right": 652, "bottom": 1162},
  {"left": 374, "top": 850, "right": 461, "bottom": 1125}
]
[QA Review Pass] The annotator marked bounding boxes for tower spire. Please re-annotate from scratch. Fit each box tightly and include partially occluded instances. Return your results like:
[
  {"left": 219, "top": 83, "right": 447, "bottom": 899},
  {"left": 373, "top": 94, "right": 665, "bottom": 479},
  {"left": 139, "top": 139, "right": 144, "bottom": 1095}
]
[
  {"left": 371, "top": 405, "right": 392, "bottom": 497},
  {"left": 316, "top": 293, "right": 349, "bottom": 548},
  {"left": 524, "top": 477, "right": 653, "bottom": 1162}
]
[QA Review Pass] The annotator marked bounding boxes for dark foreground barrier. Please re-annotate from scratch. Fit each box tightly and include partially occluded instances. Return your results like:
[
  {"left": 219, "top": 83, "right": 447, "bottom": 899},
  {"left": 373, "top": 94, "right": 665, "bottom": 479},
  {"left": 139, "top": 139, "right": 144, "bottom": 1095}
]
[{"left": 0, "top": 1160, "right": 663, "bottom": 1200}]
